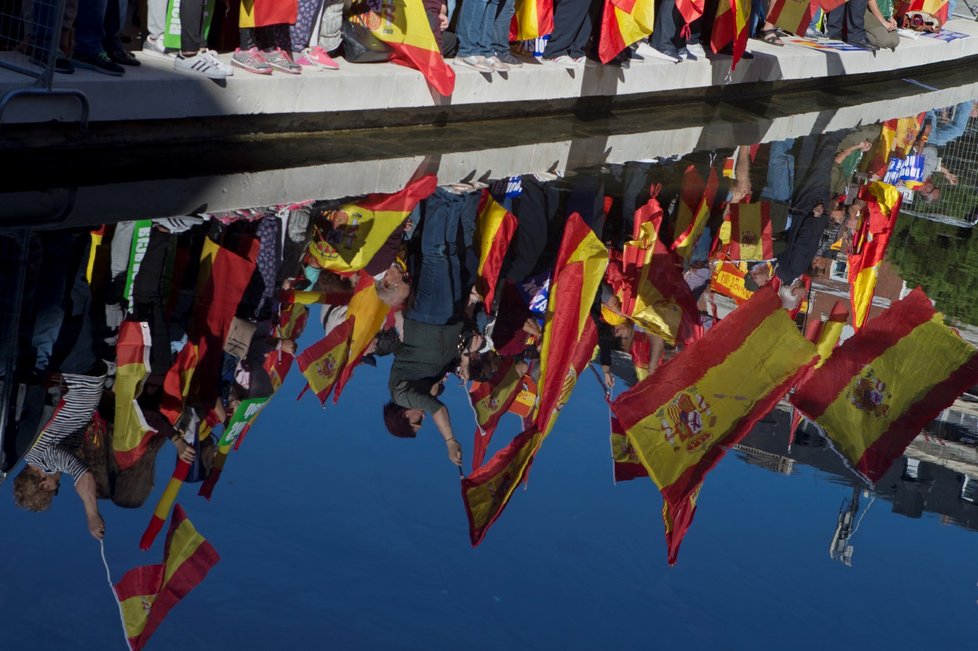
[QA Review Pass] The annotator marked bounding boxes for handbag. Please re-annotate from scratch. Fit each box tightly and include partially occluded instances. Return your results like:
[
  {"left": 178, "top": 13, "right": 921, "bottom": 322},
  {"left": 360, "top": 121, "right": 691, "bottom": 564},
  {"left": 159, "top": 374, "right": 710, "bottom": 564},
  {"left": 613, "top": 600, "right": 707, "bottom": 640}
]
[{"left": 342, "top": 13, "right": 392, "bottom": 64}]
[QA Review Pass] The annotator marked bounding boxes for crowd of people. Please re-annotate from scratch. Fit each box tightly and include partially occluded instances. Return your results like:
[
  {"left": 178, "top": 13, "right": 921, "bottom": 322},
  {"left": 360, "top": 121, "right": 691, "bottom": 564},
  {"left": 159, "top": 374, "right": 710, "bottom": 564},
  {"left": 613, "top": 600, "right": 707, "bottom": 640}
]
[
  {"left": 5, "top": 99, "right": 971, "bottom": 540},
  {"left": 12, "top": 0, "right": 958, "bottom": 79}
]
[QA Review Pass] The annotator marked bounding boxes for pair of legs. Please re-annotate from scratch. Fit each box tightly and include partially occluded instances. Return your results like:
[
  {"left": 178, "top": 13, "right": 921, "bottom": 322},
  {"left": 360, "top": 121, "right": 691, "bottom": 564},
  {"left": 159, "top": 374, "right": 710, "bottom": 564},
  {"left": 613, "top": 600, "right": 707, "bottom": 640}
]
[{"left": 456, "top": 0, "right": 515, "bottom": 58}]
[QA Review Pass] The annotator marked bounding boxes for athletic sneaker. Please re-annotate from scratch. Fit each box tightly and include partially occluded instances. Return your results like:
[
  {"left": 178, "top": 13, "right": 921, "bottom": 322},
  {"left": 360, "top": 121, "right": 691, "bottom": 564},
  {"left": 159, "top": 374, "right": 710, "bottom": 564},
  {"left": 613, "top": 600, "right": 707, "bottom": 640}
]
[
  {"left": 677, "top": 47, "right": 695, "bottom": 61},
  {"left": 484, "top": 55, "right": 510, "bottom": 72},
  {"left": 304, "top": 45, "right": 339, "bottom": 69},
  {"left": 685, "top": 42, "right": 707, "bottom": 59},
  {"left": 72, "top": 50, "right": 124, "bottom": 76},
  {"left": 142, "top": 34, "right": 168, "bottom": 56},
  {"left": 493, "top": 51, "right": 523, "bottom": 68},
  {"left": 232, "top": 47, "right": 272, "bottom": 75},
  {"left": 454, "top": 55, "right": 493, "bottom": 72},
  {"left": 635, "top": 42, "right": 682, "bottom": 63},
  {"left": 174, "top": 52, "right": 226, "bottom": 79},
  {"left": 544, "top": 54, "right": 582, "bottom": 68},
  {"left": 262, "top": 48, "right": 301, "bottom": 74},
  {"left": 201, "top": 50, "right": 233, "bottom": 76}
]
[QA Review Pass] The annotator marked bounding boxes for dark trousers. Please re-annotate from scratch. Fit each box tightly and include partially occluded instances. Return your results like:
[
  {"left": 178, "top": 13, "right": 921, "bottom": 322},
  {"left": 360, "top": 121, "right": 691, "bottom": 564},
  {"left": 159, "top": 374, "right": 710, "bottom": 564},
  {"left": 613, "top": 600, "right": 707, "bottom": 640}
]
[
  {"left": 180, "top": 0, "right": 208, "bottom": 51},
  {"left": 543, "top": 0, "right": 594, "bottom": 58},
  {"left": 827, "top": 0, "right": 867, "bottom": 44},
  {"left": 651, "top": 0, "right": 701, "bottom": 51}
]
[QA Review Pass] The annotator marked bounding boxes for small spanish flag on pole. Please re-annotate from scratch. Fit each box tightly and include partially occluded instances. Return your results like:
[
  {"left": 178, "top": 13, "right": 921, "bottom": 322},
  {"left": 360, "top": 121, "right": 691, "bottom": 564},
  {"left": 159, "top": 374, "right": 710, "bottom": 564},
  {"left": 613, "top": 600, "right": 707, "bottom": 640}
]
[
  {"left": 297, "top": 317, "right": 356, "bottom": 405},
  {"left": 711, "top": 0, "right": 750, "bottom": 70},
  {"left": 475, "top": 192, "right": 518, "bottom": 311},
  {"left": 848, "top": 181, "right": 902, "bottom": 330}
]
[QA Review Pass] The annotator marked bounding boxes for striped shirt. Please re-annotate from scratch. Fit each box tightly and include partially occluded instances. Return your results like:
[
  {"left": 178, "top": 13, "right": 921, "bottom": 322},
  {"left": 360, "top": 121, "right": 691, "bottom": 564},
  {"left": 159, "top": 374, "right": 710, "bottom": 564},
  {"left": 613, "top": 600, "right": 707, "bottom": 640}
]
[{"left": 24, "top": 373, "right": 104, "bottom": 485}]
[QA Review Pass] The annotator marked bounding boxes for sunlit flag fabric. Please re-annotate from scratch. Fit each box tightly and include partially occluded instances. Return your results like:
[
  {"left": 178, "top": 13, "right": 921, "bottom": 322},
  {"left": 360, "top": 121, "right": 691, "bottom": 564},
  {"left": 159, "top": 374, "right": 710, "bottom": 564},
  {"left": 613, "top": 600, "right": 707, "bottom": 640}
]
[
  {"left": 332, "top": 275, "right": 392, "bottom": 403},
  {"left": 113, "top": 321, "right": 156, "bottom": 471},
  {"left": 848, "top": 181, "right": 902, "bottom": 330},
  {"left": 791, "top": 288, "right": 978, "bottom": 483},
  {"left": 475, "top": 193, "right": 518, "bottom": 311},
  {"left": 711, "top": 0, "right": 750, "bottom": 69},
  {"left": 307, "top": 174, "right": 436, "bottom": 273},
  {"left": 863, "top": 115, "right": 923, "bottom": 177},
  {"left": 597, "top": 0, "right": 655, "bottom": 63},
  {"left": 114, "top": 505, "right": 219, "bottom": 651},
  {"left": 611, "top": 286, "right": 817, "bottom": 564},
  {"left": 297, "top": 317, "right": 356, "bottom": 405},
  {"left": 239, "top": 0, "right": 297, "bottom": 27},
  {"left": 610, "top": 414, "right": 647, "bottom": 482},
  {"left": 675, "top": 0, "right": 705, "bottom": 29},
  {"left": 671, "top": 166, "right": 717, "bottom": 261},
  {"left": 893, "top": 0, "right": 948, "bottom": 22},
  {"left": 469, "top": 358, "right": 524, "bottom": 470},
  {"left": 790, "top": 300, "right": 849, "bottom": 449},
  {"left": 353, "top": 0, "right": 456, "bottom": 96},
  {"left": 510, "top": 0, "right": 553, "bottom": 39},
  {"left": 767, "top": 0, "right": 812, "bottom": 35},
  {"left": 727, "top": 202, "right": 774, "bottom": 261},
  {"left": 816, "top": 0, "right": 846, "bottom": 11}
]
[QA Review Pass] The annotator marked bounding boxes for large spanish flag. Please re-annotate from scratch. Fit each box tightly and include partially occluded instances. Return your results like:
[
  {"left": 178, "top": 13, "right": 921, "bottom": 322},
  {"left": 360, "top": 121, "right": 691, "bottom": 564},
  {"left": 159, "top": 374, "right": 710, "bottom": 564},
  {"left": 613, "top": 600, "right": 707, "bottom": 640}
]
[
  {"left": 113, "top": 321, "right": 156, "bottom": 471},
  {"left": 475, "top": 192, "right": 518, "bottom": 311},
  {"left": 728, "top": 202, "right": 774, "bottom": 261},
  {"left": 671, "top": 166, "right": 718, "bottom": 261},
  {"left": 611, "top": 285, "right": 817, "bottom": 564},
  {"left": 767, "top": 0, "right": 812, "bottom": 35},
  {"left": 533, "top": 213, "right": 608, "bottom": 432},
  {"left": 307, "top": 174, "right": 436, "bottom": 273},
  {"left": 611, "top": 414, "right": 647, "bottom": 482},
  {"left": 710, "top": 0, "right": 750, "bottom": 70},
  {"left": 332, "top": 275, "right": 392, "bottom": 403},
  {"left": 115, "top": 505, "right": 219, "bottom": 651},
  {"left": 598, "top": 0, "right": 655, "bottom": 64},
  {"left": 792, "top": 288, "right": 978, "bottom": 483},
  {"left": 469, "top": 358, "right": 524, "bottom": 470},
  {"left": 814, "top": 300, "right": 849, "bottom": 368},
  {"left": 510, "top": 0, "right": 553, "bottom": 40},
  {"left": 297, "top": 317, "right": 356, "bottom": 405},
  {"left": 361, "top": 0, "right": 456, "bottom": 96},
  {"left": 849, "top": 181, "right": 902, "bottom": 330}
]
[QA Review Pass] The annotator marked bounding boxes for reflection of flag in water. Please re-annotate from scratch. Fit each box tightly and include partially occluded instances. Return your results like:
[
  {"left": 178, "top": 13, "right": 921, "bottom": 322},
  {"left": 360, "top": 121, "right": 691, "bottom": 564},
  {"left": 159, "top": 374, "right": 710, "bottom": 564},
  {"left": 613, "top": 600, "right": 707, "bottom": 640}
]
[
  {"left": 728, "top": 202, "right": 774, "bottom": 261},
  {"left": 114, "top": 505, "right": 219, "bottom": 651},
  {"left": 611, "top": 414, "right": 647, "bottom": 482},
  {"left": 333, "top": 275, "right": 392, "bottom": 403},
  {"left": 469, "top": 358, "right": 524, "bottom": 470},
  {"left": 767, "top": 0, "right": 812, "bottom": 35},
  {"left": 358, "top": 0, "right": 456, "bottom": 95},
  {"left": 139, "top": 457, "right": 192, "bottom": 551},
  {"left": 790, "top": 300, "right": 848, "bottom": 449},
  {"left": 510, "top": 0, "right": 553, "bottom": 39},
  {"left": 307, "top": 174, "right": 436, "bottom": 273},
  {"left": 711, "top": 0, "right": 750, "bottom": 69},
  {"left": 848, "top": 181, "right": 902, "bottom": 330},
  {"left": 863, "top": 116, "right": 923, "bottom": 176},
  {"left": 612, "top": 286, "right": 817, "bottom": 564},
  {"left": 159, "top": 343, "right": 199, "bottom": 426},
  {"left": 297, "top": 318, "right": 356, "bottom": 405},
  {"left": 598, "top": 0, "right": 655, "bottom": 63},
  {"left": 792, "top": 288, "right": 978, "bottom": 483},
  {"left": 113, "top": 321, "right": 156, "bottom": 471},
  {"left": 475, "top": 193, "right": 518, "bottom": 311},
  {"left": 671, "top": 166, "right": 717, "bottom": 261}
]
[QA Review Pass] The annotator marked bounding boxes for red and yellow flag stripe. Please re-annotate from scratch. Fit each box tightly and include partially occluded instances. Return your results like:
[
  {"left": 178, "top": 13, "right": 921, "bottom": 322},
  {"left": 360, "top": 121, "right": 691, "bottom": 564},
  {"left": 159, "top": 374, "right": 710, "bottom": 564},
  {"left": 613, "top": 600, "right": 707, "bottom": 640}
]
[
  {"left": 113, "top": 321, "right": 156, "bottom": 471},
  {"left": 475, "top": 192, "right": 518, "bottom": 311},
  {"left": 297, "top": 317, "right": 356, "bottom": 405}
]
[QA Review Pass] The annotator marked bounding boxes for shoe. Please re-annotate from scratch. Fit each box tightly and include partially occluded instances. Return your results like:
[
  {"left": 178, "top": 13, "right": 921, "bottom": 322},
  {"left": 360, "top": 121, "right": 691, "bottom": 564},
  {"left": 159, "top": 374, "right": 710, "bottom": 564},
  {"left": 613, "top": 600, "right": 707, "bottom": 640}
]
[
  {"left": 635, "top": 42, "right": 682, "bottom": 63},
  {"left": 232, "top": 47, "right": 273, "bottom": 75},
  {"left": 685, "top": 42, "right": 706, "bottom": 58},
  {"left": 454, "top": 55, "right": 493, "bottom": 72},
  {"left": 31, "top": 50, "right": 75, "bottom": 73},
  {"left": 263, "top": 47, "right": 301, "bottom": 74},
  {"left": 201, "top": 50, "right": 233, "bottom": 76},
  {"left": 544, "top": 54, "right": 582, "bottom": 68},
  {"left": 484, "top": 55, "right": 510, "bottom": 72},
  {"left": 851, "top": 39, "right": 879, "bottom": 51},
  {"left": 72, "top": 50, "right": 124, "bottom": 76},
  {"left": 493, "top": 51, "right": 523, "bottom": 68},
  {"left": 142, "top": 34, "right": 168, "bottom": 55},
  {"left": 108, "top": 47, "right": 140, "bottom": 66},
  {"left": 307, "top": 45, "right": 339, "bottom": 69},
  {"left": 174, "top": 52, "right": 226, "bottom": 79}
]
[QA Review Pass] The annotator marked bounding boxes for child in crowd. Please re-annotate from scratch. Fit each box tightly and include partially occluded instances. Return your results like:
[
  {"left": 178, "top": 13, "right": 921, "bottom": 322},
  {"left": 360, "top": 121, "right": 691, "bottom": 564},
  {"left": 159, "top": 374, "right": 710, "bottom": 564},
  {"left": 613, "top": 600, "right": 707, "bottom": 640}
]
[{"left": 233, "top": 0, "right": 302, "bottom": 74}]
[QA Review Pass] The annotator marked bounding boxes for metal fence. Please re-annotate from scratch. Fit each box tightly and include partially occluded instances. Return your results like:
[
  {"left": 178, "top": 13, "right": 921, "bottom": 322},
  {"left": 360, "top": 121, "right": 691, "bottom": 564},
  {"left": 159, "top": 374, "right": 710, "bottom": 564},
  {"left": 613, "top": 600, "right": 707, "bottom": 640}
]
[{"left": 0, "top": 0, "right": 88, "bottom": 128}]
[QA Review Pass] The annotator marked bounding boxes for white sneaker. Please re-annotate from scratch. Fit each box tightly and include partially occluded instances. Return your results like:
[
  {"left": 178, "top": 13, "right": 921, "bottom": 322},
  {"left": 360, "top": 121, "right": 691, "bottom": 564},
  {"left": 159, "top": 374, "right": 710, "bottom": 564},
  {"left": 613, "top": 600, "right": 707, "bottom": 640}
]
[
  {"left": 545, "top": 54, "right": 582, "bottom": 68},
  {"left": 685, "top": 42, "right": 706, "bottom": 58},
  {"left": 174, "top": 52, "right": 226, "bottom": 79},
  {"left": 142, "top": 34, "right": 171, "bottom": 58},
  {"left": 201, "top": 50, "right": 233, "bottom": 76},
  {"left": 484, "top": 55, "right": 510, "bottom": 72},
  {"left": 454, "top": 55, "right": 493, "bottom": 72},
  {"left": 639, "top": 44, "right": 682, "bottom": 63}
]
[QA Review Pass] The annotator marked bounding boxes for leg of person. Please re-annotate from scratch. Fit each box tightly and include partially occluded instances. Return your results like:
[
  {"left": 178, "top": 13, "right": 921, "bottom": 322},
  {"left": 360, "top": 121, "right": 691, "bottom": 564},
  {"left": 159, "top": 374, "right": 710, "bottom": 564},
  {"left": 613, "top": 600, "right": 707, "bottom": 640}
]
[
  {"left": 173, "top": 0, "right": 225, "bottom": 77},
  {"left": 646, "top": 0, "right": 682, "bottom": 60},
  {"left": 290, "top": 0, "right": 325, "bottom": 53},
  {"left": 144, "top": 0, "right": 168, "bottom": 51},
  {"left": 844, "top": 0, "right": 868, "bottom": 45},
  {"left": 103, "top": 0, "right": 140, "bottom": 65},
  {"left": 825, "top": 1, "right": 845, "bottom": 39},
  {"left": 233, "top": 26, "right": 273, "bottom": 73},
  {"left": 456, "top": 0, "right": 495, "bottom": 69},
  {"left": 490, "top": 0, "right": 520, "bottom": 65},
  {"left": 406, "top": 189, "right": 465, "bottom": 325},
  {"left": 261, "top": 24, "right": 301, "bottom": 73},
  {"left": 566, "top": 0, "right": 596, "bottom": 58},
  {"left": 543, "top": 0, "right": 584, "bottom": 59},
  {"left": 760, "top": 139, "right": 796, "bottom": 204},
  {"left": 929, "top": 101, "right": 974, "bottom": 147},
  {"left": 73, "top": 0, "right": 125, "bottom": 73},
  {"left": 863, "top": 9, "right": 898, "bottom": 50},
  {"left": 308, "top": 0, "right": 341, "bottom": 68}
]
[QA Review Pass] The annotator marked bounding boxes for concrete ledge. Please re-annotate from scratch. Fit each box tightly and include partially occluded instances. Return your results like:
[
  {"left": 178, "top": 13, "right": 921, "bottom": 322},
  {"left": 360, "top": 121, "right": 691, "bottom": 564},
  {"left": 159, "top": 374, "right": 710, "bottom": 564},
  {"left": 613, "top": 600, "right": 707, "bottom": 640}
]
[{"left": 1, "top": 19, "right": 977, "bottom": 143}]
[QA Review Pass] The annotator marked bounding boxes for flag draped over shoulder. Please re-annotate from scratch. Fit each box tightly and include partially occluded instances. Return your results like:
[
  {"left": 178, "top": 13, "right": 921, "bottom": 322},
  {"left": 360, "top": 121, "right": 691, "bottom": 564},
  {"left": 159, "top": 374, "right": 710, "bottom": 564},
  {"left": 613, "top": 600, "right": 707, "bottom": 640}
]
[
  {"left": 333, "top": 275, "right": 392, "bottom": 403},
  {"left": 475, "top": 193, "right": 518, "bottom": 311},
  {"left": 297, "top": 317, "right": 356, "bottom": 405},
  {"left": 728, "top": 202, "right": 774, "bottom": 261},
  {"left": 848, "top": 181, "right": 902, "bottom": 329},
  {"left": 360, "top": 0, "right": 456, "bottom": 96},
  {"left": 711, "top": 0, "right": 750, "bottom": 69},
  {"left": 510, "top": 0, "right": 554, "bottom": 40},
  {"left": 470, "top": 358, "right": 524, "bottom": 470},
  {"left": 611, "top": 286, "right": 817, "bottom": 564},
  {"left": 114, "top": 505, "right": 219, "bottom": 651},
  {"left": 307, "top": 174, "right": 436, "bottom": 272},
  {"left": 113, "top": 321, "right": 156, "bottom": 471},
  {"left": 671, "top": 166, "right": 717, "bottom": 261},
  {"left": 598, "top": 0, "right": 655, "bottom": 63},
  {"left": 767, "top": 0, "right": 812, "bottom": 35},
  {"left": 791, "top": 288, "right": 978, "bottom": 484}
]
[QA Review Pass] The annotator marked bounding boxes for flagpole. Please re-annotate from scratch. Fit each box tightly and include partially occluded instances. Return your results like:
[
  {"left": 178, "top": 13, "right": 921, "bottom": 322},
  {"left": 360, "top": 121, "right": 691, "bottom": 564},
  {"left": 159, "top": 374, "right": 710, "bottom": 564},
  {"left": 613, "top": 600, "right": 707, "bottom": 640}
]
[{"left": 99, "top": 540, "right": 135, "bottom": 651}]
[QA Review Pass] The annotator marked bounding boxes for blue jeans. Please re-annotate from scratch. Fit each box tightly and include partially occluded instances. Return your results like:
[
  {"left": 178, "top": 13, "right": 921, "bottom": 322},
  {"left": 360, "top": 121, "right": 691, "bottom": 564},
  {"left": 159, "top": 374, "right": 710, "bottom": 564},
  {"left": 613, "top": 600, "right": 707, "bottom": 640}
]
[
  {"left": 405, "top": 188, "right": 478, "bottom": 325},
  {"left": 490, "top": 0, "right": 515, "bottom": 55},
  {"left": 457, "top": 0, "right": 499, "bottom": 57},
  {"left": 760, "top": 139, "right": 796, "bottom": 204},
  {"left": 926, "top": 101, "right": 974, "bottom": 147}
]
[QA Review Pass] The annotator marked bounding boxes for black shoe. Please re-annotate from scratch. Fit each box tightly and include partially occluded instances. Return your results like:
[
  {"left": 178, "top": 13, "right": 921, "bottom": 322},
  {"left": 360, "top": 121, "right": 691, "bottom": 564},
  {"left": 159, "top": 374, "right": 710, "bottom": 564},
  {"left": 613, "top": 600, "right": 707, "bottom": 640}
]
[
  {"left": 72, "top": 50, "right": 125, "bottom": 76},
  {"left": 108, "top": 48, "right": 141, "bottom": 66},
  {"left": 29, "top": 51, "right": 75, "bottom": 73},
  {"left": 851, "top": 39, "right": 879, "bottom": 52}
]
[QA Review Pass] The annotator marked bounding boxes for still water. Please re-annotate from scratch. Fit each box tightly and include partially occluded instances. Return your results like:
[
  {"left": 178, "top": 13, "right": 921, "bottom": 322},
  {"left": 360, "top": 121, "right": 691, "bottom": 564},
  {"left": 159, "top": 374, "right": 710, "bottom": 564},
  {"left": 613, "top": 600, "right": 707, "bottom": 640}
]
[{"left": 2, "top": 77, "right": 978, "bottom": 651}]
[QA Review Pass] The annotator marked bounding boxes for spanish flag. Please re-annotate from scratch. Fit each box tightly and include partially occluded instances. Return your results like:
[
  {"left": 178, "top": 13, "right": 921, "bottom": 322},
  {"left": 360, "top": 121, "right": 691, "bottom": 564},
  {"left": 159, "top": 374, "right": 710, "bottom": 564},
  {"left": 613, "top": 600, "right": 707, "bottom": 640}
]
[
  {"left": 332, "top": 275, "right": 392, "bottom": 403},
  {"left": 159, "top": 343, "right": 198, "bottom": 426},
  {"left": 767, "top": 0, "right": 812, "bottom": 35},
  {"left": 611, "top": 414, "right": 647, "bottom": 482},
  {"left": 893, "top": 0, "right": 948, "bottom": 24},
  {"left": 533, "top": 213, "right": 608, "bottom": 432},
  {"left": 307, "top": 174, "right": 436, "bottom": 273},
  {"left": 710, "top": 0, "right": 750, "bottom": 70},
  {"left": 297, "top": 317, "right": 356, "bottom": 405},
  {"left": 358, "top": 0, "right": 456, "bottom": 96},
  {"left": 510, "top": 0, "right": 553, "bottom": 40},
  {"left": 728, "top": 202, "right": 774, "bottom": 261},
  {"left": 672, "top": 166, "right": 717, "bottom": 261},
  {"left": 791, "top": 288, "right": 978, "bottom": 483},
  {"left": 469, "top": 358, "right": 524, "bottom": 470},
  {"left": 611, "top": 285, "right": 817, "bottom": 564},
  {"left": 849, "top": 181, "right": 902, "bottom": 330},
  {"left": 676, "top": 0, "right": 705, "bottom": 26},
  {"left": 862, "top": 115, "right": 923, "bottom": 177},
  {"left": 114, "top": 505, "right": 219, "bottom": 651},
  {"left": 113, "top": 321, "right": 156, "bottom": 471},
  {"left": 139, "top": 457, "right": 192, "bottom": 551},
  {"left": 597, "top": 0, "right": 655, "bottom": 64},
  {"left": 813, "top": 300, "right": 848, "bottom": 368},
  {"left": 475, "top": 193, "right": 518, "bottom": 311}
]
